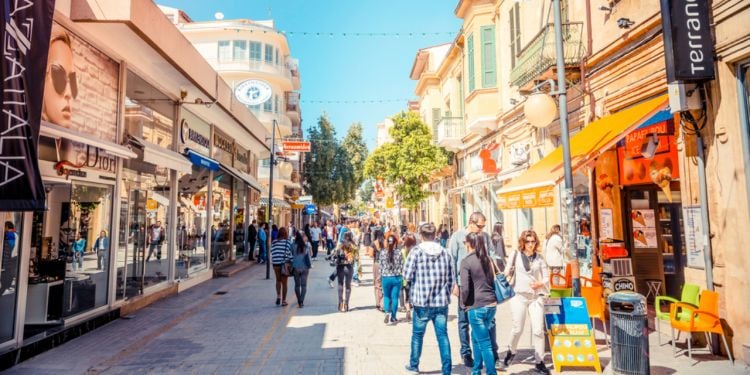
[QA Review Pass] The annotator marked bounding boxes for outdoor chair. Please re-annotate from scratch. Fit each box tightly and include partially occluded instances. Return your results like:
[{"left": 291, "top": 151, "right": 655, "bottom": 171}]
[
  {"left": 655, "top": 283, "right": 700, "bottom": 345},
  {"left": 582, "top": 285, "right": 609, "bottom": 346},
  {"left": 669, "top": 290, "right": 734, "bottom": 364}
]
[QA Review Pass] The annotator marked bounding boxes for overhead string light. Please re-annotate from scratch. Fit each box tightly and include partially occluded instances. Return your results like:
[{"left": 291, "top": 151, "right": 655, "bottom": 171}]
[
  {"left": 301, "top": 98, "right": 413, "bottom": 104},
  {"left": 283, "top": 31, "right": 457, "bottom": 38}
]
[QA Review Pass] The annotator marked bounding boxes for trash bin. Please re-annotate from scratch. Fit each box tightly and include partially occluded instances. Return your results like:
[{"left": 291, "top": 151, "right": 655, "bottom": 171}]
[{"left": 608, "top": 291, "right": 649, "bottom": 375}]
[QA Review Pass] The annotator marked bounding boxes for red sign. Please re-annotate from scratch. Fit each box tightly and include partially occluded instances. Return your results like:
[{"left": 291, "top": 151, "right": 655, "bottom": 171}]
[
  {"left": 282, "top": 141, "right": 311, "bottom": 152},
  {"left": 617, "top": 120, "right": 680, "bottom": 186}
]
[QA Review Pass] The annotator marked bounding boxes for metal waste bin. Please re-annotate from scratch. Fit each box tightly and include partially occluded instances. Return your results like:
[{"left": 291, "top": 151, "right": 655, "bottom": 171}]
[{"left": 608, "top": 291, "right": 649, "bottom": 375}]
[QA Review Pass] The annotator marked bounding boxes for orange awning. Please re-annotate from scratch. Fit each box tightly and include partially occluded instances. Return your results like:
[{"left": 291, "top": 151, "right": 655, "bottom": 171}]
[{"left": 497, "top": 95, "right": 669, "bottom": 209}]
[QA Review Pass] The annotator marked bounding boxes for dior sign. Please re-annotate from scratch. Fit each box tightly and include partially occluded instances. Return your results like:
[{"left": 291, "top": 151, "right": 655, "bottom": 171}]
[{"left": 660, "top": 0, "right": 715, "bottom": 82}]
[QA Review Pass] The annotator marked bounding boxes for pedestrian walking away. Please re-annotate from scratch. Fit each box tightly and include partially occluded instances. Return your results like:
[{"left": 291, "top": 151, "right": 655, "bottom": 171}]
[
  {"left": 544, "top": 224, "right": 565, "bottom": 283},
  {"left": 448, "top": 212, "right": 500, "bottom": 369},
  {"left": 403, "top": 223, "right": 453, "bottom": 375},
  {"left": 247, "top": 220, "right": 257, "bottom": 261},
  {"left": 271, "top": 227, "right": 294, "bottom": 307},
  {"left": 292, "top": 232, "right": 312, "bottom": 308},
  {"left": 257, "top": 223, "right": 268, "bottom": 264},
  {"left": 372, "top": 230, "right": 385, "bottom": 311},
  {"left": 379, "top": 234, "right": 403, "bottom": 325},
  {"left": 309, "top": 222, "right": 321, "bottom": 260},
  {"left": 490, "top": 222, "right": 507, "bottom": 272},
  {"left": 399, "top": 233, "right": 417, "bottom": 321},
  {"left": 460, "top": 232, "right": 498, "bottom": 375},
  {"left": 333, "top": 231, "right": 358, "bottom": 312},
  {"left": 504, "top": 229, "right": 550, "bottom": 374}
]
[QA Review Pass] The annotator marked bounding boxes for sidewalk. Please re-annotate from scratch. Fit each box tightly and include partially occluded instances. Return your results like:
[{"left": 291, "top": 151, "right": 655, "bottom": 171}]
[{"left": 6, "top": 255, "right": 748, "bottom": 374}]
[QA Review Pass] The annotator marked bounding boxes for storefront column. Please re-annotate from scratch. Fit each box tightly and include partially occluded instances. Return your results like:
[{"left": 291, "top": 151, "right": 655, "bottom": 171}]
[
  {"left": 11, "top": 213, "right": 33, "bottom": 350},
  {"left": 108, "top": 61, "right": 127, "bottom": 307},
  {"left": 168, "top": 103, "right": 181, "bottom": 281}
]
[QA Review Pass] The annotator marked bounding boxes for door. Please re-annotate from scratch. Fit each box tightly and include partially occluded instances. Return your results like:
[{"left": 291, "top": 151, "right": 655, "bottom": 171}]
[{"left": 624, "top": 188, "right": 665, "bottom": 296}]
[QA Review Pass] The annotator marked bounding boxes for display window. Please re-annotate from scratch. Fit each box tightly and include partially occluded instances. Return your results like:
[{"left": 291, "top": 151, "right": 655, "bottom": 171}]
[
  {"left": 211, "top": 171, "right": 233, "bottom": 264},
  {"left": 26, "top": 181, "right": 113, "bottom": 337},
  {"left": 233, "top": 180, "right": 247, "bottom": 259},
  {"left": 0, "top": 213, "right": 24, "bottom": 343},
  {"left": 176, "top": 166, "right": 211, "bottom": 278}
]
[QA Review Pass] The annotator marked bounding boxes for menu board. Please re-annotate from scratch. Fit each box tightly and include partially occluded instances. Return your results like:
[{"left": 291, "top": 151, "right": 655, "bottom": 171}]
[
  {"left": 631, "top": 209, "right": 657, "bottom": 248},
  {"left": 683, "top": 205, "right": 705, "bottom": 269}
]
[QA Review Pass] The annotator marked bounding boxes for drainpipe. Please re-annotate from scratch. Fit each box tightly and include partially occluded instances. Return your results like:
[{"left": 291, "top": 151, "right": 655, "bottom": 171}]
[{"left": 695, "top": 131, "right": 714, "bottom": 291}]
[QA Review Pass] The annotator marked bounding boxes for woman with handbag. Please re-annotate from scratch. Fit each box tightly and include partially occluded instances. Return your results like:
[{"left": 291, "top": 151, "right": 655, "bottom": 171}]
[
  {"left": 502, "top": 229, "right": 550, "bottom": 374},
  {"left": 399, "top": 233, "right": 417, "bottom": 320},
  {"left": 333, "top": 231, "right": 358, "bottom": 312},
  {"left": 460, "top": 232, "right": 498, "bottom": 375},
  {"left": 379, "top": 234, "right": 403, "bottom": 325},
  {"left": 292, "top": 232, "right": 312, "bottom": 308},
  {"left": 271, "top": 227, "right": 293, "bottom": 306}
]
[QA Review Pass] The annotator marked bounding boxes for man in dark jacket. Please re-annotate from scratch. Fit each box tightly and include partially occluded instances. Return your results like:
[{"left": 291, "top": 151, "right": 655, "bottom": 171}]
[{"left": 247, "top": 220, "right": 258, "bottom": 261}]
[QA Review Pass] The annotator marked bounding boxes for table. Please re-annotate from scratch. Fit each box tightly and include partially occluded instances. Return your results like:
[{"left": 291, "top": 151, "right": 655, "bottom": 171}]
[{"left": 645, "top": 279, "right": 662, "bottom": 301}]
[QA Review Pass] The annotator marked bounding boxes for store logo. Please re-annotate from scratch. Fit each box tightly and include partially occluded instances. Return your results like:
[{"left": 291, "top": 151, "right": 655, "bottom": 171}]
[
  {"left": 661, "top": 0, "right": 715, "bottom": 81},
  {"left": 614, "top": 279, "right": 635, "bottom": 292},
  {"left": 214, "top": 133, "right": 234, "bottom": 155},
  {"left": 180, "top": 118, "right": 210, "bottom": 148},
  {"left": 234, "top": 79, "right": 272, "bottom": 106}
]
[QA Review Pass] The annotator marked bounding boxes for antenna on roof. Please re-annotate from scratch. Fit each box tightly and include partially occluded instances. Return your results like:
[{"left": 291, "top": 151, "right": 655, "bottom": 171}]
[{"left": 214, "top": 12, "right": 224, "bottom": 20}]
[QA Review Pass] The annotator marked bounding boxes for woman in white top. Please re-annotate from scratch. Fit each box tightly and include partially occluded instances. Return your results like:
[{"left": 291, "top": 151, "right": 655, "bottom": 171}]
[
  {"left": 544, "top": 225, "right": 565, "bottom": 268},
  {"left": 503, "top": 229, "right": 550, "bottom": 375}
]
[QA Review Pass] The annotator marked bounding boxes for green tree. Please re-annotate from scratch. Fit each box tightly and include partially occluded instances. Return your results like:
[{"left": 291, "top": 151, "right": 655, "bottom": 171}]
[
  {"left": 302, "top": 114, "right": 339, "bottom": 206},
  {"left": 359, "top": 179, "right": 374, "bottom": 203},
  {"left": 363, "top": 111, "right": 448, "bottom": 207},
  {"left": 341, "top": 123, "right": 369, "bottom": 194}
]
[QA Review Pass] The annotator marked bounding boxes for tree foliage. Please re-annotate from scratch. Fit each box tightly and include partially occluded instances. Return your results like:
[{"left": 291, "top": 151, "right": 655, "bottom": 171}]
[
  {"left": 341, "top": 122, "right": 368, "bottom": 195},
  {"left": 363, "top": 111, "right": 448, "bottom": 207},
  {"left": 359, "top": 179, "right": 374, "bottom": 203},
  {"left": 302, "top": 115, "right": 359, "bottom": 206}
]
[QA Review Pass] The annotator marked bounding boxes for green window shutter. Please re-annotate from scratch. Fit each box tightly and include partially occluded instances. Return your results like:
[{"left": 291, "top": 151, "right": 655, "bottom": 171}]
[
  {"left": 481, "top": 25, "right": 496, "bottom": 88},
  {"left": 467, "top": 34, "right": 475, "bottom": 92}
]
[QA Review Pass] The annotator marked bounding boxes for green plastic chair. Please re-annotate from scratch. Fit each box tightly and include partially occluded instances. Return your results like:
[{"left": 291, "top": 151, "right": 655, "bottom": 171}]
[
  {"left": 549, "top": 288, "right": 573, "bottom": 298},
  {"left": 655, "top": 283, "right": 700, "bottom": 345}
]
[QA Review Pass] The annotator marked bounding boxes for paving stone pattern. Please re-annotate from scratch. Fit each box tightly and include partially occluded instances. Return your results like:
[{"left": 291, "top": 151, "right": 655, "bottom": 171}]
[{"left": 6, "top": 256, "right": 748, "bottom": 374}]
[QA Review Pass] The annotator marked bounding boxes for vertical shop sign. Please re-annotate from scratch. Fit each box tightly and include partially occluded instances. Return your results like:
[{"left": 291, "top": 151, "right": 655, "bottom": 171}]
[
  {"left": 660, "top": 0, "right": 716, "bottom": 81},
  {"left": 683, "top": 205, "right": 705, "bottom": 269},
  {"left": 0, "top": 0, "right": 56, "bottom": 210}
]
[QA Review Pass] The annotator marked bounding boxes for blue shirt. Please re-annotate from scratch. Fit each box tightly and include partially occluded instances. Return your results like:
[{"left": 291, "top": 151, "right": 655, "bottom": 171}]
[{"left": 73, "top": 239, "right": 86, "bottom": 253}]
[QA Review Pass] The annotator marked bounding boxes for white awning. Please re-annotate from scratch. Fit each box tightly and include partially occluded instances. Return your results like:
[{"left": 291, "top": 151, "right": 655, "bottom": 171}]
[
  {"left": 259, "top": 197, "right": 291, "bottom": 208},
  {"left": 128, "top": 135, "right": 193, "bottom": 173},
  {"left": 41, "top": 121, "right": 137, "bottom": 159},
  {"left": 220, "top": 164, "right": 263, "bottom": 192}
]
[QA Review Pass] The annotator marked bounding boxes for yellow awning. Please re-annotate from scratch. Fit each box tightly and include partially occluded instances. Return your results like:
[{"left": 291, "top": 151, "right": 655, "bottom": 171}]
[{"left": 497, "top": 95, "right": 669, "bottom": 209}]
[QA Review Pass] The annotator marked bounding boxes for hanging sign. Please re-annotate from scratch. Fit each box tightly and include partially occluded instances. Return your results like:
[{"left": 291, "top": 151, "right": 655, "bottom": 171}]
[
  {"left": 660, "top": 0, "right": 715, "bottom": 81},
  {"left": 544, "top": 297, "right": 602, "bottom": 373},
  {"left": 282, "top": 141, "right": 311, "bottom": 152},
  {"left": 0, "top": 0, "right": 57, "bottom": 211}
]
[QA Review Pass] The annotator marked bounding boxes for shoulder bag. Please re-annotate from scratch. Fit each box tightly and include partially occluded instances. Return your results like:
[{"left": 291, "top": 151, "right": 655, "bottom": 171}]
[{"left": 491, "top": 251, "right": 518, "bottom": 304}]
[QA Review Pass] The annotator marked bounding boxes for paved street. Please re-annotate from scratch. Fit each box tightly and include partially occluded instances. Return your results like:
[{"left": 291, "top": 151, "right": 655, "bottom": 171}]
[{"left": 6, "top": 256, "right": 748, "bottom": 375}]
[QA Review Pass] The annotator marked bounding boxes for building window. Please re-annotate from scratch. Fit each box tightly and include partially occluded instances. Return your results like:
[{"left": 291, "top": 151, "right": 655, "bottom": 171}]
[
  {"left": 250, "top": 42, "right": 262, "bottom": 61},
  {"left": 274, "top": 94, "right": 279, "bottom": 114},
  {"left": 481, "top": 25, "right": 496, "bottom": 88},
  {"left": 218, "top": 40, "right": 231, "bottom": 62},
  {"left": 263, "top": 95, "right": 273, "bottom": 112},
  {"left": 264, "top": 44, "right": 274, "bottom": 64},
  {"left": 233, "top": 40, "right": 248, "bottom": 61},
  {"left": 509, "top": 2, "right": 521, "bottom": 68},
  {"left": 275, "top": 48, "right": 280, "bottom": 65},
  {"left": 467, "top": 33, "right": 475, "bottom": 93},
  {"left": 457, "top": 156, "right": 465, "bottom": 177}
]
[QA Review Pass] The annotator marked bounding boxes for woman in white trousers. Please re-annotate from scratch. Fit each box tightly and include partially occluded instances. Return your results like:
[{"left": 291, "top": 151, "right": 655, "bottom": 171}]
[{"left": 503, "top": 229, "right": 550, "bottom": 375}]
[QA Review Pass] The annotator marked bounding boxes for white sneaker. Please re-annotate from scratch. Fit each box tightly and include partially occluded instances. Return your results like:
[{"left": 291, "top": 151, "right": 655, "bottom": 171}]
[{"left": 328, "top": 279, "right": 335, "bottom": 288}]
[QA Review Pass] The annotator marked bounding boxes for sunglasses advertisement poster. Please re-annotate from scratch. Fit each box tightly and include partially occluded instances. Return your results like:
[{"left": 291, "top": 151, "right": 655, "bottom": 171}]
[{"left": 40, "top": 23, "right": 120, "bottom": 175}]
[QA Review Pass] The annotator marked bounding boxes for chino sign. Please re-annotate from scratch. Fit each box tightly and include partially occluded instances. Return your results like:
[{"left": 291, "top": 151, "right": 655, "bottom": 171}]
[{"left": 660, "top": 0, "right": 715, "bottom": 82}]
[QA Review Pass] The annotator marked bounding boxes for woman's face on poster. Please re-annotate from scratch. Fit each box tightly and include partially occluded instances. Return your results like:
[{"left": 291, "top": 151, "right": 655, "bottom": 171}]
[{"left": 43, "top": 38, "right": 75, "bottom": 127}]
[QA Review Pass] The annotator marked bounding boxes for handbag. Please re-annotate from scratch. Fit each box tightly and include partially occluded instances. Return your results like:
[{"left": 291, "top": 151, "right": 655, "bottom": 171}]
[
  {"left": 491, "top": 251, "right": 518, "bottom": 304},
  {"left": 281, "top": 262, "right": 292, "bottom": 276}
]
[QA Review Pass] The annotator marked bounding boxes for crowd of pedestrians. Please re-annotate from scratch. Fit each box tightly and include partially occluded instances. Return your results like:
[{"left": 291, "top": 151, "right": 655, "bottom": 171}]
[{"left": 242, "top": 211, "right": 559, "bottom": 374}]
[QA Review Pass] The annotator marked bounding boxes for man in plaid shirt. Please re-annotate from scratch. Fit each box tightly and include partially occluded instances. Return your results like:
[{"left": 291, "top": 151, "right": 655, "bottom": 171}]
[{"left": 403, "top": 223, "right": 454, "bottom": 375}]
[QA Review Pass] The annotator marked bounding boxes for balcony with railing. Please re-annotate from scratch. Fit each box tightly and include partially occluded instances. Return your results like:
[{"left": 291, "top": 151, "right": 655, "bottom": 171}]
[
  {"left": 285, "top": 91, "right": 300, "bottom": 123},
  {"left": 436, "top": 117, "right": 465, "bottom": 152},
  {"left": 287, "top": 58, "right": 300, "bottom": 90},
  {"left": 208, "top": 57, "right": 293, "bottom": 80},
  {"left": 509, "top": 22, "right": 584, "bottom": 89}
]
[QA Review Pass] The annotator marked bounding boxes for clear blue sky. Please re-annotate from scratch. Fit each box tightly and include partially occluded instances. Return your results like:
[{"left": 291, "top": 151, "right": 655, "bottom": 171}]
[{"left": 157, "top": 0, "right": 462, "bottom": 150}]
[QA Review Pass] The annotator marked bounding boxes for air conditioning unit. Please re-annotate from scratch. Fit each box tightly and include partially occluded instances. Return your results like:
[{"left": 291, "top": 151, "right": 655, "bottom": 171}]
[{"left": 610, "top": 259, "right": 633, "bottom": 277}]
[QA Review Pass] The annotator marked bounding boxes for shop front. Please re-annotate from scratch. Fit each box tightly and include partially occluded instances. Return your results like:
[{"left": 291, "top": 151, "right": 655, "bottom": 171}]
[
  {"left": 497, "top": 95, "right": 670, "bottom": 288},
  {"left": 23, "top": 22, "right": 136, "bottom": 339}
]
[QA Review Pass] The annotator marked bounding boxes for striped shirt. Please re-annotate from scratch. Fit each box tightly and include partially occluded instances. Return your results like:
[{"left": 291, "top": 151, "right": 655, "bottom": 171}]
[
  {"left": 271, "top": 239, "right": 293, "bottom": 265},
  {"left": 403, "top": 241, "right": 454, "bottom": 308}
]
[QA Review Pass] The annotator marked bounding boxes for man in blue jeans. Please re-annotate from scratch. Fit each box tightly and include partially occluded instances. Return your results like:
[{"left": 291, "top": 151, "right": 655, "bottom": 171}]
[{"left": 402, "top": 223, "right": 453, "bottom": 375}]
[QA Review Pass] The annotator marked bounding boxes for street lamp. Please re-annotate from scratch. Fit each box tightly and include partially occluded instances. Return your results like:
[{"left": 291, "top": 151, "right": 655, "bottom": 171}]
[
  {"left": 266, "top": 119, "right": 282, "bottom": 280},
  {"left": 522, "top": 0, "right": 581, "bottom": 296}
]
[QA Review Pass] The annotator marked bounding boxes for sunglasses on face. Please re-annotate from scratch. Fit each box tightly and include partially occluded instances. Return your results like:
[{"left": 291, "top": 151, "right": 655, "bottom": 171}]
[
  {"left": 48, "top": 64, "right": 78, "bottom": 99},
  {"left": 525, "top": 239, "right": 537, "bottom": 245}
]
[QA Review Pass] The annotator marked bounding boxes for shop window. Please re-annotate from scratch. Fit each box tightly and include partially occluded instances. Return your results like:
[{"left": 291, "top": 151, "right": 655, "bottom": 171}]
[
  {"left": 211, "top": 171, "right": 233, "bottom": 264},
  {"left": 176, "top": 166, "right": 211, "bottom": 278},
  {"left": 509, "top": 3, "right": 521, "bottom": 68},
  {"left": 27, "top": 181, "right": 113, "bottom": 328},
  {"left": 233, "top": 180, "right": 248, "bottom": 259},
  {"left": 218, "top": 40, "right": 232, "bottom": 62},
  {"left": 250, "top": 42, "right": 262, "bottom": 61},
  {"left": 125, "top": 72, "right": 174, "bottom": 148},
  {"left": 0, "top": 212, "right": 23, "bottom": 343},
  {"left": 517, "top": 208, "right": 533, "bottom": 234}
]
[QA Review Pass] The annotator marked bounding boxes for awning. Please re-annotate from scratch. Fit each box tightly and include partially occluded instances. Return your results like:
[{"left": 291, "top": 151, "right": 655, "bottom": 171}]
[
  {"left": 496, "top": 95, "right": 669, "bottom": 209},
  {"left": 185, "top": 149, "right": 220, "bottom": 171},
  {"left": 220, "top": 164, "right": 263, "bottom": 192},
  {"left": 128, "top": 135, "right": 193, "bottom": 173},
  {"left": 41, "top": 121, "right": 137, "bottom": 159},
  {"left": 259, "top": 197, "right": 291, "bottom": 209}
]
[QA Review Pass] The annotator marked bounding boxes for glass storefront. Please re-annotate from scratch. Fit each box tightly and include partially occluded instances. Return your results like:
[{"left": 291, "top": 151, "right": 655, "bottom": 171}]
[
  {"left": 233, "top": 180, "right": 247, "bottom": 259},
  {"left": 176, "top": 166, "right": 210, "bottom": 279},
  {"left": 0, "top": 213, "right": 23, "bottom": 343},
  {"left": 211, "top": 171, "right": 232, "bottom": 264},
  {"left": 26, "top": 180, "right": 113, "bottom": 336}
]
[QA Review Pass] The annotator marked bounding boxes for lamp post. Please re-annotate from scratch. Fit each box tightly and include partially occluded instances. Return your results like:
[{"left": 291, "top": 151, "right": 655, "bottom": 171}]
[
  {"left": 266, "top": 119, "right": 277, "bottom": 280},
  {"left": 522, "top": 0, "right": 581, "bottom": 296}
]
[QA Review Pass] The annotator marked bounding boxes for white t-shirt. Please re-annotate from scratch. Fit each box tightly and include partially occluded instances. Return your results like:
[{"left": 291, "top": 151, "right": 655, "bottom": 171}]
[
  {"left": 544, "top": 234, "right": 565, "bottom": 268},
  {"left": 310, "top": 227, "right": 321, "bottom": 241}
]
